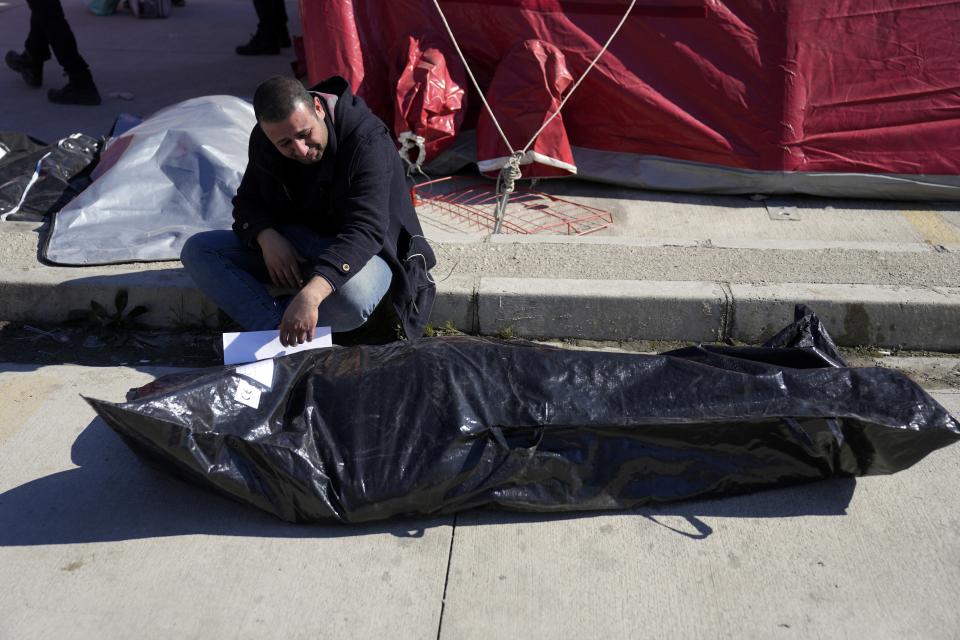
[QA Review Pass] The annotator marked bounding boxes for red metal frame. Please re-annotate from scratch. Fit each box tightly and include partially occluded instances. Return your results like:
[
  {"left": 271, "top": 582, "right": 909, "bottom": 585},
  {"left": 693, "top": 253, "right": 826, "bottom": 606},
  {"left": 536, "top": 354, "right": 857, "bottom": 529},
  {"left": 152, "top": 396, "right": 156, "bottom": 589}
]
[{"left": 410, "top": 177, "right": 613, "bottom": 236}]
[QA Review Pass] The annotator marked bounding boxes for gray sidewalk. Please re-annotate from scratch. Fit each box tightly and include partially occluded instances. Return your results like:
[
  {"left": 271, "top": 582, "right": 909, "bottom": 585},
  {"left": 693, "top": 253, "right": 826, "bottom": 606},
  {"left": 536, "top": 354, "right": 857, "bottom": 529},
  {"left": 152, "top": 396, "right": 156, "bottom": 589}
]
[
  {"left": 0, "top": 0, "right": 300, "bottom": 142},
  {"left": 1, "top": 361, "right": 958, "bottom": 638},
  {"left": 1, "top": 0, "right": 960, "bottom": 349}
]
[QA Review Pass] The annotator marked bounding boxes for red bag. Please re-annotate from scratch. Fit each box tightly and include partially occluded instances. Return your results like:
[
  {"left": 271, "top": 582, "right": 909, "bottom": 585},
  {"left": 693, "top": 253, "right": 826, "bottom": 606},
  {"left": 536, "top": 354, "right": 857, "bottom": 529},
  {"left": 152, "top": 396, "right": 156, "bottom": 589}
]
[{"left": 391, "top": 35, "right": 467, "bottom": 170}]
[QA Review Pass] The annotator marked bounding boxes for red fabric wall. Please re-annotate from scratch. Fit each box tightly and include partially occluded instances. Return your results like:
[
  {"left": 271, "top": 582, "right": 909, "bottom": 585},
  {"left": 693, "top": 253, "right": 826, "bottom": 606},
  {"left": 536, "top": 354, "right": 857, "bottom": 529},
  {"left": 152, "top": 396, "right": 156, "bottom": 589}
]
[{"left": 299, "top": 0, "right": 960, "bottom": 176}]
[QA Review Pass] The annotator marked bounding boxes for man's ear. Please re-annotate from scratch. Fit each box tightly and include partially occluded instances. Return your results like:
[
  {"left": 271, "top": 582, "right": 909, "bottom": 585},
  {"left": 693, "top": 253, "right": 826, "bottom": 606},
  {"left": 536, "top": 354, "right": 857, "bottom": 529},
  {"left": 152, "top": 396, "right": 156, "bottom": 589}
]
[{"left": 313, "top": 96, "right": 325, "bottom": 120}]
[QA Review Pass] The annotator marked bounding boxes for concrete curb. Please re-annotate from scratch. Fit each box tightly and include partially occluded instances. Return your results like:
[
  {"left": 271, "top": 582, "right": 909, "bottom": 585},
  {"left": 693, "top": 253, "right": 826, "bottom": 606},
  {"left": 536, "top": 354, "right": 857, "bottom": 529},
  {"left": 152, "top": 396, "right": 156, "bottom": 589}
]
[
  {"left": 474, "top": 278, "right": 728, "bottom": 342},
  {"left": 729, "top": 283, "right": 960, "bottom": 351},
  {"left": 0, "top": 265, "right": 217, "bottom": 331},
  {"left": 3, "top": 265, "right": 959, "bottom": 351},
  {"left": 427, "top": 277, "right": 960, "bottom": 350}
]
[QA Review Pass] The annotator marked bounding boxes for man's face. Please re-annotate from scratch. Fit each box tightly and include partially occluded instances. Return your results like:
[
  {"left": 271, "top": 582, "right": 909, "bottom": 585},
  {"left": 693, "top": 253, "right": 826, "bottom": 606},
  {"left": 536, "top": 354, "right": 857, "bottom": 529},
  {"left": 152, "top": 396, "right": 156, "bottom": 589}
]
[{"left": 260, "top": 96, "right": 329, "bottom": 164}]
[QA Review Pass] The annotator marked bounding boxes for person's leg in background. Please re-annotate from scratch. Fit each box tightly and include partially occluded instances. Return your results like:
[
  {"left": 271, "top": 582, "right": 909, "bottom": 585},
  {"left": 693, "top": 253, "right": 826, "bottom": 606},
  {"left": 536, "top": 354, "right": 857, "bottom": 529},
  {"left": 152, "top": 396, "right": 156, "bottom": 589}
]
[
  {"left": 271, "top": 0, "right": 290, "bottom": 47},
  {"left": 5, "top": 7, "right": 46, "bottom": 87},
  {"left": 236, "top": 0, "right": 291, "bottom": 56},
  {"left": 5, "top": 0, "right": 101, "bottom": 105}
]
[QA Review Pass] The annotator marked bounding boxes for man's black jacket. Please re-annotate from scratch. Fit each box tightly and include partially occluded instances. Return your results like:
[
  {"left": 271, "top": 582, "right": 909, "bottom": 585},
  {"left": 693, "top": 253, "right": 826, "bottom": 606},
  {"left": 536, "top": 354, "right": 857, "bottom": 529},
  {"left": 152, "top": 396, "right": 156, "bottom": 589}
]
[{"left": 232, "top": 76, "right": 436, "bottom": 339}]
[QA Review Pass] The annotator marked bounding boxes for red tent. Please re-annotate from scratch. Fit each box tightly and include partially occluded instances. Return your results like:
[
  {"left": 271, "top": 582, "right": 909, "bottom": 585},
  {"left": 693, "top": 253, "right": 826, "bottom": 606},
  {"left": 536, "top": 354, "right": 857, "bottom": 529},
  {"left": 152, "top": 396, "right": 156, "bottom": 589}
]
[{"left": 299, "top": 0, "right": 960, "bottom": 199}]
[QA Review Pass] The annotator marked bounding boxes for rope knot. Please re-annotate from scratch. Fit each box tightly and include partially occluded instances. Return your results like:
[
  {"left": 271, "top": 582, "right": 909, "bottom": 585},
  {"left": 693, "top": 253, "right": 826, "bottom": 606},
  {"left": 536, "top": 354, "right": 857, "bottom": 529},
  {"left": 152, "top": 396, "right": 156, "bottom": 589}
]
[
  {"left": 492, "top": 152, "right": 524, "bottom": 234},
  {"left": 500, "top": 151, "right": 524, "bottom": 196},
  {"left": 397, "top": 131, "right": 427, "bottom": 176},
  {"left": 431, "top": 0, "right": 635, "bottom": 233}
]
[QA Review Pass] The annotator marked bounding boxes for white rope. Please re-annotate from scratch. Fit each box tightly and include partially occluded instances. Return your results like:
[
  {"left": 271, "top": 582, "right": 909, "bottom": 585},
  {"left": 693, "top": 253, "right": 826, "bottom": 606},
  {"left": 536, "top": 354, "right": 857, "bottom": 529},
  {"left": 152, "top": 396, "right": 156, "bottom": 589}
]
[
  {"left": 430, "top": 0, "right": 637, "bottom": 232},
  {"left": 397, "top": 130, "right": 428, "bottom": 176},
  {"left": 431, "top": 0, "right": 516, "bottom": 155},
  {"left": 404, "top": 234, "right": 437, "bottom": 285},
  {"left": 519, "top": 0, "right": 637, "bottom": 154}
]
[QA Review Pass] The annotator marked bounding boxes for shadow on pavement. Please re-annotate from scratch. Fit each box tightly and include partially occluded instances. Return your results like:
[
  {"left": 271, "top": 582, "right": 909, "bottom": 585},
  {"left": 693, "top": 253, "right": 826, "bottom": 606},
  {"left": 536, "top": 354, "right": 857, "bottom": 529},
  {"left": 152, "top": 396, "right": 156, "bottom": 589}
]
[
  {"left": 0, "top": 417, "right": 440, "bottom": 546},
  {"left": 637, "top": 477, "right": 857, "bottom": 539},
  {"left": 457, "top": 477, "right": 857, "bottom": 541},
  {"left": 0, "top": 415, "right": 855, "bottom": 547}
]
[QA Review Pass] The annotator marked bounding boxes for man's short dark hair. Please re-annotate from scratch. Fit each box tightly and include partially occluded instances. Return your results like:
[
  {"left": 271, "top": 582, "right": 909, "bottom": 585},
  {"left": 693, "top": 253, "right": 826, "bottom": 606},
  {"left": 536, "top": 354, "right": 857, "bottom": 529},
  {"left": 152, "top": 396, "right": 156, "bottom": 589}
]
[{"left": 253, "top": 76, "right": 314, "bottom": 123}]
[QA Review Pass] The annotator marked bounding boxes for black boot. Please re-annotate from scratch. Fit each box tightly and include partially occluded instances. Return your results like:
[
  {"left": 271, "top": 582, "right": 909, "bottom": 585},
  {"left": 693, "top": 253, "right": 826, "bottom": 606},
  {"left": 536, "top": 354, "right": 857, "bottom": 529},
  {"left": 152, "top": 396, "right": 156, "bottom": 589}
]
[
  {"left": 5, "top": 50, "right": 43, "bottom": 87},
  {"left": 48, "top": 71, "right": 101, "bottom": 106},
  {"left": 278, "top": 26, "right": 291, "bottom": 48},
  {"left": 236, "top": 30, "right": 280, "bottom": 56}
]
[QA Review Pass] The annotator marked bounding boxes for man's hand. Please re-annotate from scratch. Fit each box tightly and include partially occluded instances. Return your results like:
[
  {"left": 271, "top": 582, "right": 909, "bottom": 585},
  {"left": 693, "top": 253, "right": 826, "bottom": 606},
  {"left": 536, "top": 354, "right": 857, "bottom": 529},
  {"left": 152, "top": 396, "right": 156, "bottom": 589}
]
[
  {"left": 257, "top": 228, "right": 304, "bottom": 289},
  {"left": 279, "top": 276, "right": 334, "bottom": 346}
]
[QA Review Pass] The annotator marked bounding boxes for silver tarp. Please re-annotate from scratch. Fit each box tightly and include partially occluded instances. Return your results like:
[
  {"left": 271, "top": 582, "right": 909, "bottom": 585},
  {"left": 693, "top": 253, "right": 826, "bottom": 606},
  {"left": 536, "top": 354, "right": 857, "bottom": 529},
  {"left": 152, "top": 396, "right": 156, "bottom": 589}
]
[{"left": 43, "top": 95, "right": 253, "bottom": 265}]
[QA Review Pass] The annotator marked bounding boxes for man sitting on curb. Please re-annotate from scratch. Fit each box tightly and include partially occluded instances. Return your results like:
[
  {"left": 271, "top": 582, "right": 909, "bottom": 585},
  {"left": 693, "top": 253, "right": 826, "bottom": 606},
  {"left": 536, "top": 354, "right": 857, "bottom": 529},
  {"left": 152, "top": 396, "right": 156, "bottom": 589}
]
[{"left": 181, "top": 76, "right": 437, "bottom": 346}]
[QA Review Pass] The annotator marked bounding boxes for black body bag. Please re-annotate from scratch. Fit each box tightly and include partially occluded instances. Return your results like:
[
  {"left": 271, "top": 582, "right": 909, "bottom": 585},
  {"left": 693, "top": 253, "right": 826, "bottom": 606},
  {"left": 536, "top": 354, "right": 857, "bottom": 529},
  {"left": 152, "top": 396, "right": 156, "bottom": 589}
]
[{"left": 88, "top": 307, "right": 960, "bottom": 523}]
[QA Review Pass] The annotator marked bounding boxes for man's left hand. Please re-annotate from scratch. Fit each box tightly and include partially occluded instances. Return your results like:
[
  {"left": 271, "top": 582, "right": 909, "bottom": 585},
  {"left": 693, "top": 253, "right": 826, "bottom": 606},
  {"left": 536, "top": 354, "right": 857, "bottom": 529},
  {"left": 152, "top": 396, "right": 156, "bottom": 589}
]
[{"left": 279, "top": 277, "right": 334, "bottom": 346}]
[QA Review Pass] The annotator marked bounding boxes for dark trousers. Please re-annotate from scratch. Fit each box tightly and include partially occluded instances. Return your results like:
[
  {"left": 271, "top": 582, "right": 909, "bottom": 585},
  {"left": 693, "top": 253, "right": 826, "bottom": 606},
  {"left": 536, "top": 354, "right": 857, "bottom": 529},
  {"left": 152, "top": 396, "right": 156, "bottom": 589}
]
[
  {"left": 252, "top": 0, "right": 288, "bottom": 36},
  {"left": 24, "top": 0, "right": 90, "bottom": 79}
]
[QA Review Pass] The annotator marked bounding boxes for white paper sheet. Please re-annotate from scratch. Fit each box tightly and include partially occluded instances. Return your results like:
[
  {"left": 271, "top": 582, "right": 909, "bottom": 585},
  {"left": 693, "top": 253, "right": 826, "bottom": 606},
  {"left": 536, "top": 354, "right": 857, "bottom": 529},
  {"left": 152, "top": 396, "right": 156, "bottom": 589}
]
[
  {"left": 222, "top": 328, "right": 333, "bottom": 365},
  {"left": 234, "top": 359, "right": 276, "bottom": 389}
]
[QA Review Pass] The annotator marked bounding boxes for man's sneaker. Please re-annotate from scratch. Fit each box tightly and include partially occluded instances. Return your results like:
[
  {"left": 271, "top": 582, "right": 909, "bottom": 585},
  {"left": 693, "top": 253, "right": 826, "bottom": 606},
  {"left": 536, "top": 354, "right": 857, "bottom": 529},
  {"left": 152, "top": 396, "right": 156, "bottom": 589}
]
[
  {"left": 48, "top": 79, "right": 102, "bottom": 106},
  {"left": 236, "top": 31, "right": 280, "bottom": 56},
  {"left": 5, "top": 50, "right": 42, "bottom": 87}
]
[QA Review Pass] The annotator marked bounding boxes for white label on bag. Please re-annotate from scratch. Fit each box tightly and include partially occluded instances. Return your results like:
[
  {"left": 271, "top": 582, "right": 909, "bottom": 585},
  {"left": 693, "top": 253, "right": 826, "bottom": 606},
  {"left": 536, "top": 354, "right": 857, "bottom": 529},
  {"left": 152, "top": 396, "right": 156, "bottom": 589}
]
[
  {"left": 234, "top": 378, "right": 261, "bottom": 409},
  {"left": 235, "top": 359, "right": 275, "bottom": 390}
]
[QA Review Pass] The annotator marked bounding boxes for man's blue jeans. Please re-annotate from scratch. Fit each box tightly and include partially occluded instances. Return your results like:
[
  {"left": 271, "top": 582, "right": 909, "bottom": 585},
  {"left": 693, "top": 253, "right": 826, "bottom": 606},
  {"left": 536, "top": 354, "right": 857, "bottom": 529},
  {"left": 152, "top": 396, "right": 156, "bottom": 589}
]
[{"left": 180, "top": 225, "right": 392, "bottom": 332}]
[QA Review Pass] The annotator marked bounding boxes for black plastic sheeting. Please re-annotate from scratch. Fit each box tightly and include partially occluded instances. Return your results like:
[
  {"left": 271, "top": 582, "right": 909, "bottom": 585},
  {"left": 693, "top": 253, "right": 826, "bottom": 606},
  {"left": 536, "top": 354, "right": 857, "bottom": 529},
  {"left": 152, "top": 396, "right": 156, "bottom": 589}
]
[
  {"left": 88, "top": 307, "right": 960, "bottom": 523},
  {"left": 0, "top": 131, "right": 100, "bottom": 221}
]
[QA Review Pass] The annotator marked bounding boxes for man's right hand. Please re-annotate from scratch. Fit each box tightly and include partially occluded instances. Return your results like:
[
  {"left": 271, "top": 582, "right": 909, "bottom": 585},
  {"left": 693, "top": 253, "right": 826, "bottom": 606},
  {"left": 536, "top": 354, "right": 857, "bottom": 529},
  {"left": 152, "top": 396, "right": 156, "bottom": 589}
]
[{"left": 257, "top": 228, "right": 304, "bottom": 289}]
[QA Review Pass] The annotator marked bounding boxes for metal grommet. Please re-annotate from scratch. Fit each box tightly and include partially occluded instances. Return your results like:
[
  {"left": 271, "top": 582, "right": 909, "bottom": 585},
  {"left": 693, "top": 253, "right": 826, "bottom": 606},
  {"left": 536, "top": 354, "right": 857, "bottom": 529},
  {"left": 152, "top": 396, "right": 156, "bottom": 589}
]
[{"left": 341, "top": 263, "right": 350, "bottom": 272}]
